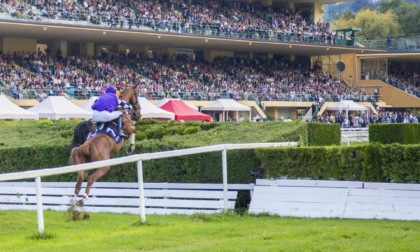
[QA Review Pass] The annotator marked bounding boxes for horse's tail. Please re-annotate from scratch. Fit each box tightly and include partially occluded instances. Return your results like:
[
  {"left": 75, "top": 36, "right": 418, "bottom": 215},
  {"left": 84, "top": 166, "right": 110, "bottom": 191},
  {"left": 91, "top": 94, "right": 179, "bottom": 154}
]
[
  {"left": 71, "top": 144, "right": 90, "bottom": 164},
  {"left": 70, "top": 120, "right": 94, "bottom": 151}
]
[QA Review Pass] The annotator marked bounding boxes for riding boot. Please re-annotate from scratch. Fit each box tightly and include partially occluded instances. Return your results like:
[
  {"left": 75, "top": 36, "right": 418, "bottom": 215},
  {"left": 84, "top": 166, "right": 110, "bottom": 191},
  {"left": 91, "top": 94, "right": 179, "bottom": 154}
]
[{"left": 117, "top": 115, "right": 128, "bottom": 139}]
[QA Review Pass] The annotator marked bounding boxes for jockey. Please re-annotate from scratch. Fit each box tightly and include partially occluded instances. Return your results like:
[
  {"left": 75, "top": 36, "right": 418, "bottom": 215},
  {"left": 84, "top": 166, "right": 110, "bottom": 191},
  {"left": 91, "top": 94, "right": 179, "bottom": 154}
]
[{"left": 91, "top": 86, "right": 132, "bottom": 139}]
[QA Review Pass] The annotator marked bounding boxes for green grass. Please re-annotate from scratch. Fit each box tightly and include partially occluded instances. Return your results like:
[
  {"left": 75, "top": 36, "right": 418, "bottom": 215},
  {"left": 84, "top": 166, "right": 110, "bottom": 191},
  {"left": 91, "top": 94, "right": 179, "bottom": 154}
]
[
  {"left": 341, "top": 141, "right": 369, "bottom": 147},
  {"left": 0, "top": 210, "right": 418, "bottom": 252}
]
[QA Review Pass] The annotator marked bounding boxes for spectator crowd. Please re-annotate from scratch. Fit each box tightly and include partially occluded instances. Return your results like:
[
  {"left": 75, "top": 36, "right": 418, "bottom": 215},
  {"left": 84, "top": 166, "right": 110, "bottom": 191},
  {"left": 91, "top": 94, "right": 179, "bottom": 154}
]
[
  {"left": 1, "top": 49, "right": 375, "bottom": 104},
  {"left": 1, "top": 0, "right": 335, "bottom": 44},
  {"left": 382, "top": 71, "right": 420, "bottom": 98}
]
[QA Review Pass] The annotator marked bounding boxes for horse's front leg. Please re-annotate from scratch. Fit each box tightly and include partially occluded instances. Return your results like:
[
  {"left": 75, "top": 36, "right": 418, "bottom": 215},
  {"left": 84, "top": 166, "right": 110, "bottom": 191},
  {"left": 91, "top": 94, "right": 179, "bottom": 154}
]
[{"left": 84, "top": 166, "right": 111, "bottom": 200}]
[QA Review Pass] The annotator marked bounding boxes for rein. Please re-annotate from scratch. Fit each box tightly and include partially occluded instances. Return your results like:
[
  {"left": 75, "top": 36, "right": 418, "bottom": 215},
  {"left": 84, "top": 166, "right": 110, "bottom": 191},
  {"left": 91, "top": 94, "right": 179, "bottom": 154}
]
[
  {"left": 119, "top": 85, "right": 140, "bottom": 154},
  {"left": 120, "top": 86, "right": 141, "bottom": 121},
  {"left": 122, "top": 111, "right": 135, "bottom": 126}
]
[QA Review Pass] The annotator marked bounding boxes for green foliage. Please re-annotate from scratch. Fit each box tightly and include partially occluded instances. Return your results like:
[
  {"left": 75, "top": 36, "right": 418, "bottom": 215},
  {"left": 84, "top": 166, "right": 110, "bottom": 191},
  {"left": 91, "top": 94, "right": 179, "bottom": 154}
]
[
  {"left": 381, "top": 144, "right": 420, "bottom": 183},
  {"left": 362, "top": 143, "right": 384, "bottom": 182},
  {"left": 255, "top": 146, "right": 363, "bottom": 180},
  {"left": 266, "top": 113, "right": 275, "bottom": 121},
  {"left": 136, "top": 120, "right": 217, "bottom": 139},
  {"left": 0, "top": 119, "right": 82, "bottom": 149},
  {"left": 369, "top": 123, "right": 420, "bottom": 144},
  {"left": 182, "top": 126, "right": 201, "bottom": 135},
  {"left": 1, "top": 120, "right": 419, "bottom": 184},
  {"left": 307, "top": 123, "right": 340, "bottom": 146},
  {"left": 332, "top": 8, "right": 401, "bottom": 39},
  {"left": 379, "top": 0, "right": 420, "bottom": 36}
]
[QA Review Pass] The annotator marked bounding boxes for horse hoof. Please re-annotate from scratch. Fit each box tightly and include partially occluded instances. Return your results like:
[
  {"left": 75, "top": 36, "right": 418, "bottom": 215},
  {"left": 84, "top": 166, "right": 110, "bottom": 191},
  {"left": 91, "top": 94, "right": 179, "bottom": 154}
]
[
  {"left": 67, "top": 204, "right": 81, "bottom": 221},
  {"left": 76, "top": 199, "right": 85, "bottom": 207}
]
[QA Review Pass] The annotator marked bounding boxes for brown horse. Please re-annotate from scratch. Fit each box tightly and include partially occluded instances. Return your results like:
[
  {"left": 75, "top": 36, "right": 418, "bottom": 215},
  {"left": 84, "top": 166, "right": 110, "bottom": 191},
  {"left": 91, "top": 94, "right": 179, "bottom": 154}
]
[{"left": 70, "top": 85, "right": 141, "bottom": 202}]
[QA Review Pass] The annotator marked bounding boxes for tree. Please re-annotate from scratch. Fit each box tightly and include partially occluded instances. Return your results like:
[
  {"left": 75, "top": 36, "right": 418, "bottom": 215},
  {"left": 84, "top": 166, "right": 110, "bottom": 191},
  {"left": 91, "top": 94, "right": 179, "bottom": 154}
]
[
  {"left": 394, "top": 3, "right": 420, "bottom": 35},
  {"left": 354, "top": 9, "right": 400, "bottom": 40},
  {"left": 337, "top": 11, "right": 355, "bottom": 21},
  {"left": 379, "top": 0, "right": 420, "bottom": 36},
  {"left": 333, "top": 8, "right": 401, "bottom": 40},
  {"left": 378, "top": 0, "right": 406, "bottom": 13}
]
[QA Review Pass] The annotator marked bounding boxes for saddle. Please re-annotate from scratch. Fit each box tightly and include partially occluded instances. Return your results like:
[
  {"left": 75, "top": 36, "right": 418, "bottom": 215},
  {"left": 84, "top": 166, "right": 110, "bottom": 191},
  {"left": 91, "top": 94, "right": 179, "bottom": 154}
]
[{"left": 85, "top": 120, "right": 123, "bottom": 144}]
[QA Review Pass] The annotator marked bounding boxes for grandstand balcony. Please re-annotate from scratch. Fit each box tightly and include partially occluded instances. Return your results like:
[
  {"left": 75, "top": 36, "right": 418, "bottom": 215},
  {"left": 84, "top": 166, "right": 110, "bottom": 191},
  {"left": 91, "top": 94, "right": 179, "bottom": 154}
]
[
  {"left": 0, "top": 0, "right": 356, "bottom": 47},
  {"left": 0, "top": 87, "right": 381, "bottom": 105},
  {"left": 359, "top": 36, "right": 420, "bottom": 51}
]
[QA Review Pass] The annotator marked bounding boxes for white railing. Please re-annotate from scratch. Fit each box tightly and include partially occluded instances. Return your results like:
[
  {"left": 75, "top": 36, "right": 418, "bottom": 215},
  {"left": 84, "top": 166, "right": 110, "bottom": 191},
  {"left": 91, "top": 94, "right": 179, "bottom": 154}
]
[
  {"left": 0, "top": 142, "right": 297, "bottom": 235},
  {"left": 341, "top": 128, "right": 369, "bottom": 145}
]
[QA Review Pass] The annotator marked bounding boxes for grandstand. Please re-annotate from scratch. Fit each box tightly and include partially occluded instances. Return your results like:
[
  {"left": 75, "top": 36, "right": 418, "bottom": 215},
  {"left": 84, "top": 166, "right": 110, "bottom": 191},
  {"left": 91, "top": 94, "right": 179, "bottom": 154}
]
[{"left": 0, "top": 0, "right": 419, "bottom": 121}]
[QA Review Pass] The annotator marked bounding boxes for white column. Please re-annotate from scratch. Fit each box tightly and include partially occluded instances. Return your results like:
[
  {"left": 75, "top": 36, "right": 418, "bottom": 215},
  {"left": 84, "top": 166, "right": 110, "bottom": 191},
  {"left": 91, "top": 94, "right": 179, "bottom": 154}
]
[
  {"left": 137, "top": 160, "right": 146, "bottom": 222},
  {"left": 35, "top": 177, "right": 44, "bottom": 235}
]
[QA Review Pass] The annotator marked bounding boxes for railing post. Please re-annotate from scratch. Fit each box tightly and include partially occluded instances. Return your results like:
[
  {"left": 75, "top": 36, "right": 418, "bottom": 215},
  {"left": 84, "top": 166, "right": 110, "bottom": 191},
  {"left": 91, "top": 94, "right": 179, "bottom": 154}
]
[
  {"left": 35, "top": 176, "right": 44, "bottom": 235},
  {"left": 222, "top": 147, "right": 228, "bottom": 211},
  {"left": 137, "top": 160, "right": 146, "bottom": 223},
  {"left": 341, "top": 135, "right": 350, "bottom": 146}
]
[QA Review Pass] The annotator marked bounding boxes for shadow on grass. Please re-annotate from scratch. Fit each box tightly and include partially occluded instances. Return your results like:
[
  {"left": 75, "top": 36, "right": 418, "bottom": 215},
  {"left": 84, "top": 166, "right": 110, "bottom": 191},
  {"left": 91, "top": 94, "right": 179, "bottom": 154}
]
[
  {"left": 189, "top": 211, "right": 241, "bottom": 223},
  {"left": 29, "top": 232, "right": 56, "bottom": 241},
  {"left": 131, "top": 221, "right": 160, "bottom": 227}
]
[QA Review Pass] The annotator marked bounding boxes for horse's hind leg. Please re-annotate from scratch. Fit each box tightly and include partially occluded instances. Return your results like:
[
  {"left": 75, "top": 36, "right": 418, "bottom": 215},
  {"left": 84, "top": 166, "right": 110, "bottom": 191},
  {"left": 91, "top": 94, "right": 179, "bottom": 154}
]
[
  {"left": 71, "top": 146, "right": 88, "bottom": 197},
  {"left": 75, "top": 171, "right": 86, "bottom": 196},
  {"left": 84, "top": 166, "right": 111, "bottom": 197}
]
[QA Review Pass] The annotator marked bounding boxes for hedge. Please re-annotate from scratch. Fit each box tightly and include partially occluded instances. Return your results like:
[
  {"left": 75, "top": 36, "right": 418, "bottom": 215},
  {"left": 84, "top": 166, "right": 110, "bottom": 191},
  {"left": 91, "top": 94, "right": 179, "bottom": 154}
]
[
  {"left": 369, "top": 123, "right": 420, "bottom": 144},
  {"left": 0, "top": 143, "right": 418, "bottom": 184},
  {"left": 307, "top": 123, "right": 340, "bottom": 146}
]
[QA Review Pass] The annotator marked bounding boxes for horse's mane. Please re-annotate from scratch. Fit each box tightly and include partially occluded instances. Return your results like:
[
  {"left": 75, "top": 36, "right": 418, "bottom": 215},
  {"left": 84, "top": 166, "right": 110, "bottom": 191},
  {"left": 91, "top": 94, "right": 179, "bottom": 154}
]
[
  {"left": 120, "top": 84, "right": 141, "bottom": 120},
  {"left": 70, "top": 120, "right": 94, "bottom": 151}
]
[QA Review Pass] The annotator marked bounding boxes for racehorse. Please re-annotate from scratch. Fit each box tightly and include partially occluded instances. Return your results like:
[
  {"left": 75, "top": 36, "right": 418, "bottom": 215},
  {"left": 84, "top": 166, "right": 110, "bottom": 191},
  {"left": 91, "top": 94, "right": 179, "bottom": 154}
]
[{"left": 70, "top": 85, "right": 141, "bottom": 204}]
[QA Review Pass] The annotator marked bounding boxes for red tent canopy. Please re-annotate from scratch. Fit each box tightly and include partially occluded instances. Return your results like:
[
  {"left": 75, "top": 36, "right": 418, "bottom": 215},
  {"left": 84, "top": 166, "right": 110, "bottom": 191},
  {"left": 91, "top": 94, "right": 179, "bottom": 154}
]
[{"left": 159, "top": 100, "right": 211, "bottom": 122}]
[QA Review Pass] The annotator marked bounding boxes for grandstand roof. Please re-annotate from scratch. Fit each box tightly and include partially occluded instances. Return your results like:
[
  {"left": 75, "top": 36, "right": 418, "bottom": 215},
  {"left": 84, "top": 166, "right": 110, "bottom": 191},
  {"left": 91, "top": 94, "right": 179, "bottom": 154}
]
[{"left": 0, "top": 21, "right": 385, "bottom": 56}]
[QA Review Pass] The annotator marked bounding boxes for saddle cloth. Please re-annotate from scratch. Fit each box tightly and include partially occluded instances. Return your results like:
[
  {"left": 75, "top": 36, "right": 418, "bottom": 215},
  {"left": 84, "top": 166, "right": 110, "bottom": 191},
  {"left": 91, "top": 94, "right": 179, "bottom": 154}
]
[{"left": 85, "top": 121, "right": 123, "bottom": 144}]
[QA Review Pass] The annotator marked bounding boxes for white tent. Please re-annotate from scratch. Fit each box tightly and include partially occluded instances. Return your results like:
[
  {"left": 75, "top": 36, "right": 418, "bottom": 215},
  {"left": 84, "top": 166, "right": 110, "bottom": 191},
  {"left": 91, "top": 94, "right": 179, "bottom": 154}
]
[
  {"left": 154, "top": 98, "right": 198, "bottom": 111},
  {"left": 28, "top": 96, "right": 93, "bottom": 119},
  {"left": 201, "top": 99, "right": 251, "bottom": 122},
  {"left": 139, "top": 97, "right": 175, "bottom": 120},
  {"left": 79, "top": 96, "right": 99, "bottom": 112},
  {"left": 0, "top": 95, "right": 39, "bottom": 120},
  {"left": 326, "top": 100, "right": 369, "bottom": 118},
  {"left": 327, "top": 100, "right": 368, "bottom": 112}
]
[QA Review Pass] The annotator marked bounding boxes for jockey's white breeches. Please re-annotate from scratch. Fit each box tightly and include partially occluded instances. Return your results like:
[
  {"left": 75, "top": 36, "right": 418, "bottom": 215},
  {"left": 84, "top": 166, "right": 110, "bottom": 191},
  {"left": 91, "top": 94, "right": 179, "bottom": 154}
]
[{"left": 92, "top": 110, "right": 122, "bottom": 122}]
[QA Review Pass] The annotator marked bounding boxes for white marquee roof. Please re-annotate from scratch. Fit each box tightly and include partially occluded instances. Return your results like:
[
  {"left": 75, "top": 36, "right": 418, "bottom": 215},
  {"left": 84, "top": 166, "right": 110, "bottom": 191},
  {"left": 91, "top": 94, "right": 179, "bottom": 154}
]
[
  {"left": 28, "top": 96, "right": 92, "bottom": 119},
  {"left": 0, "top": 95, "right": 39, "bottom": 120},
  {"left": 79, "top": 96, "right": 99, "bottom": 112},
  {"left": 139, "top": 97, "right": 175, "bottom": 120},
  {"left": 327, "top": 100, "right": 368, "bottom": 111},
  {"left": 201, "top": 99, "right": 251, "bottom": 111}
]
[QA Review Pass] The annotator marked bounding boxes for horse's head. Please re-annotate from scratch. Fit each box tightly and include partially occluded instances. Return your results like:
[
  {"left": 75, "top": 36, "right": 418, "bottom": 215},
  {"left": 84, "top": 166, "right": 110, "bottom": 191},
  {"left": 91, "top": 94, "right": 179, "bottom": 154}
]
[{"left": 120, "top": 84, "right": 141, "bottom": 121}]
